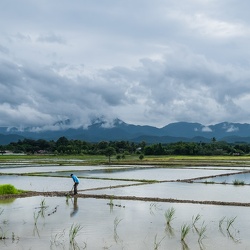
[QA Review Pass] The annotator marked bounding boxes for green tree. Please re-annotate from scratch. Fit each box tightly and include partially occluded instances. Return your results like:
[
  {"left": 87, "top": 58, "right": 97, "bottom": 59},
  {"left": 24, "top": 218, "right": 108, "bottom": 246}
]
[
  {"left": 139, "top": 154, "right": 144, "bottom": 161},
  {"left": 104, "top": 147, "right": 116, "bottom": 163}
]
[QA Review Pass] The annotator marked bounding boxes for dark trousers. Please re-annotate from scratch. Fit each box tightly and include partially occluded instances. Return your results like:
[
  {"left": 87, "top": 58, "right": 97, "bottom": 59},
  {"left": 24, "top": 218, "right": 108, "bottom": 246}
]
[{"left": 73, "top": 183, "right": 79, "bottom": 194}]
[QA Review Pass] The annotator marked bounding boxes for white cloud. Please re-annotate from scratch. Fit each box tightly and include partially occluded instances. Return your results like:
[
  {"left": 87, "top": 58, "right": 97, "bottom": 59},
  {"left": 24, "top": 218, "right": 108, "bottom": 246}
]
[
  {"left": 202, "top": 126, "right": 212, "bottom": 132},
  {"left": 37, "top": 33, "right": 66, "bottom": 44},
  {"left": 226, "top": 126, "right": 239, "bottom": 133},
  {"left": 181, "top": 13, "right": 248, "bottom": 38}
]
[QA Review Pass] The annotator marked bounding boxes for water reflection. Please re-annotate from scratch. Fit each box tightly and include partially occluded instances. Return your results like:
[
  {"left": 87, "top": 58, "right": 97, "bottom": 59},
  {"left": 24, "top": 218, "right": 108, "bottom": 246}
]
[
  {"left": 70, "top": 197, "right": 79, "bottom": 217},
  {"left": 0, "top": 198, "right": 16, "bottom": 204}
]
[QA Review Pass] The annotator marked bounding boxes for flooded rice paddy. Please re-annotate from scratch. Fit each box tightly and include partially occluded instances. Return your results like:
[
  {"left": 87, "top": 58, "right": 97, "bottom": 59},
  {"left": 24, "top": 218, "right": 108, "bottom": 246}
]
[{"left": 0, "top": 162, "right": 250, "bottom": 249}]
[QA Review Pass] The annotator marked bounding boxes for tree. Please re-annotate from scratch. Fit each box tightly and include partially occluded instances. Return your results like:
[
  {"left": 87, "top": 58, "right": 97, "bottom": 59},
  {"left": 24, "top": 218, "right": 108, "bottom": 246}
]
[
  {"left": 139, "top": 154, "right": 144, "bottom": 161},
  {"left": 104, "top": 147, "right": 116, "bottom": 163},
  {"left": 0, "top": 146, "right": 6, "bottom": 155}
]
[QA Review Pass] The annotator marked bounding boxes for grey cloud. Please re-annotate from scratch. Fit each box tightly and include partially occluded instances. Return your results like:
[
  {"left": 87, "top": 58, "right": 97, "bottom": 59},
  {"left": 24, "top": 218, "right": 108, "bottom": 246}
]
[
  {"left": 0, "top": 45, "right": 9, "bottom": 54},
  {"left": 37, "top": 33, "right": 66, "bottom": 44},
  {"left": 1, "top": 1, "right": 250, "bottom": 127}
]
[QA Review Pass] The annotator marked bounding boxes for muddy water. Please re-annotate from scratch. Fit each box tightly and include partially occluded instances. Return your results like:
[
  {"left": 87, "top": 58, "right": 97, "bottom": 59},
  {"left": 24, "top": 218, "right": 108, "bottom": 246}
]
[{"left": 0, "top": 196, "right": 250, "bottom": 249}]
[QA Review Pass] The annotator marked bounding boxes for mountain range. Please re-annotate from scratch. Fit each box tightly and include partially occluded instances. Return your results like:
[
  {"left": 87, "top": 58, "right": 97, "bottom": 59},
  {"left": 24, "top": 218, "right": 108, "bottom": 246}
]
[{"left": 1, "top": 118, "right": 250, "bottom": 145}]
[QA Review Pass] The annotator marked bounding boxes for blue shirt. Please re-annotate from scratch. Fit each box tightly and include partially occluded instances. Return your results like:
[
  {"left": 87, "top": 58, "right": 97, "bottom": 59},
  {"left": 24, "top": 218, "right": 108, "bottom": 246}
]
[{"left": 71, "top": 175, "right": 79, "bottom": 184}]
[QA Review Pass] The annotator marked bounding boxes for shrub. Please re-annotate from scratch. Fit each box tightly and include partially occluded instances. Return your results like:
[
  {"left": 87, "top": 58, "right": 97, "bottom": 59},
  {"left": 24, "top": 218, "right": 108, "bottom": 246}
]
[{"left": 0, "top": 184, "right": 20, "bottom": 195}]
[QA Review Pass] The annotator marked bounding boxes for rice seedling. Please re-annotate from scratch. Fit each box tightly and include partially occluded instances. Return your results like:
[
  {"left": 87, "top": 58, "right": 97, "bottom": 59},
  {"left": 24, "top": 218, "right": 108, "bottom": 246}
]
[
  {"left": 40, "top": 198, "right": 46, "bottom": 207},
  {"left": 69, "top": 223, "right": 83, "bottom": 244},
  {"left": 66, "top": 194, "right": 71, "bottom": 205},
  {"left": 226, "top": 216, "right": 237, "bottom": 231},
  {"left": 192, "top": 214, "right": 201, "bottom": 228},
  {"left": 2, "top": 220, "right": 8, "bottom": 225},
  {"left": 204, "top": 181, "right": 215, "bottom": 184},
  {"left": 109, "top": 196, "right": 114, "bottom": 207},
  {"left": 181, "top": 223, "right": 190, "bottom": 241},
  {"left": 164, "top": 207, "right": 176, "bottom": 225},
  {"left": 39, "top": 198, "right": 48, "bottom": 218},
  {"left": 233, "top": 180, "right": 245, "bottom": 185}
]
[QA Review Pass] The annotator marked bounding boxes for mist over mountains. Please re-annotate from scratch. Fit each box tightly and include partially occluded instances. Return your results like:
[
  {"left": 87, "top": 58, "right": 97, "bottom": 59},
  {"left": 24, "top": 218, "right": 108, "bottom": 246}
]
[{"left": 1, "top": 118, "right": 250, "bottom": 145}]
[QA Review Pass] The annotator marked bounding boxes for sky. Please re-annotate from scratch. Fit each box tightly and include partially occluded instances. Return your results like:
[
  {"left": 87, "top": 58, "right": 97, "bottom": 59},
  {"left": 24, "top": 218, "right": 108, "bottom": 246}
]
[{"left": 1, "top": 0, "right": 250, "bottom": 129}]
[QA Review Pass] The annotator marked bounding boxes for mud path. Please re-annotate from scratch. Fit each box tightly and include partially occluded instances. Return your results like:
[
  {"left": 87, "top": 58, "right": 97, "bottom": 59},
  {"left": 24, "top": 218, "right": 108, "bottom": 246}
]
[{"left": 1, "top": 190, "right": 250, "bottom": 207}]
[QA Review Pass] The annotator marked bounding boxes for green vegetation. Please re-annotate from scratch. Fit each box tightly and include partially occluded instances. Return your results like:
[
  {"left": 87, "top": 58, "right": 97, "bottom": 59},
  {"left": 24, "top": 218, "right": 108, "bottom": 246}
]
[
  {"left": 1, "top": 154, "right": 250, "bottom": 169},
  {"left": 181, "top": 223, "right": 190, "bottom": 241},
  {"left": 69, "top": 223, "right": 83, "bottom": 244},
  {"left": 1, "top": 136, "right": 250, "bottom": 157},
  {"left": 164, "top": 207, "right": 176, "bottom": 225},
  {"left": 204, "top": 181, "right": 215, "bottom": 184},
  {"left": 0, "top": 184, "right": 23, "bottom": 195},
  {"left": 233, "top": 179, "right": 245, "bottom": 185}
]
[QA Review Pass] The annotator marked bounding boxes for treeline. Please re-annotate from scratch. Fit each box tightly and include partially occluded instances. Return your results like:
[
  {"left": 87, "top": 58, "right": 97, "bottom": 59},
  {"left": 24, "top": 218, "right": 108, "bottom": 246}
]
[{"left": 1, "top": 136, "right": 250, "bottom": 156}]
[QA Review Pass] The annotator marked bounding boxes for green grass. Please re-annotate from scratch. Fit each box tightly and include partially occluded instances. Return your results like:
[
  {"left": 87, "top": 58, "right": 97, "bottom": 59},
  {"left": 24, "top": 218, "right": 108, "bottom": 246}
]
[
  {"left": 1, "top": 154, "right": 250, "bottom": 169},
  {"left": 204, "top": 181, "right": 215, "bottom": 184},
  {"left": 233, "top": 179, "right": 245, "bottom": 185},
  {"left": 0, "top": 184, "right": 23, "bottom": 195}
]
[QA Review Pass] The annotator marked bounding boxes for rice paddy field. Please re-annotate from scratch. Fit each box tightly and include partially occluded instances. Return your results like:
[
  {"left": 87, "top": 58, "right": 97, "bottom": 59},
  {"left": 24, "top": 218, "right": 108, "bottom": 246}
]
[{"left": 0, "top": 155, "right": 250, "bottom": 249}]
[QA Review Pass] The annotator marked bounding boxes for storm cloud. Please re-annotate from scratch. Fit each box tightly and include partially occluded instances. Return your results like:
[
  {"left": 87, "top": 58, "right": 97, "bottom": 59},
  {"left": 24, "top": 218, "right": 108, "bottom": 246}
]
[{"left": 0, "top": 0, "right": 250, "bottom": 128}]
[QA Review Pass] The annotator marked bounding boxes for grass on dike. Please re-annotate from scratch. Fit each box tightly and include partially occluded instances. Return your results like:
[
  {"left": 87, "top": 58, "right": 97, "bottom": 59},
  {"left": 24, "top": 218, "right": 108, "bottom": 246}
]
[{"left": 0, "top": 154, "right": 250, "bottom": 166}]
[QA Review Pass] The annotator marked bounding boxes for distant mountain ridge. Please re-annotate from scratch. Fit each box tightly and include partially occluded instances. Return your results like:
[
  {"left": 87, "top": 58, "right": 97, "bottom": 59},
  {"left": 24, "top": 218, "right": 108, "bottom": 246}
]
[{"left": 1, "top": 119, "right": 250, "bottom": 145}]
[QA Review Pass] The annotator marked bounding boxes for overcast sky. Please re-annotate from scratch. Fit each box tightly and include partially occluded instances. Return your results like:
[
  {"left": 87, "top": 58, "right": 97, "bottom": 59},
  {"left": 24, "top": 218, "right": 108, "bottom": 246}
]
[{"left": 1, "top": 0, "right": 250, "bottom": 129}]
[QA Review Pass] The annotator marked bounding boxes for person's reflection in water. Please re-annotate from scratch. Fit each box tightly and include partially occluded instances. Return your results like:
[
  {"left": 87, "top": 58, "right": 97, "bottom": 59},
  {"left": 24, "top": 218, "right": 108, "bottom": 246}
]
[{"left": 70, "top": 197, "right": 79, "bottom": 217}]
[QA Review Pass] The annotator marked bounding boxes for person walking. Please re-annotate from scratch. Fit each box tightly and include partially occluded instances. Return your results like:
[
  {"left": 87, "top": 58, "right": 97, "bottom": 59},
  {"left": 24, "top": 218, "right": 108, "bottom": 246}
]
[{"left": 70, "top": 174, "right": 79, "bottom": 195}]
